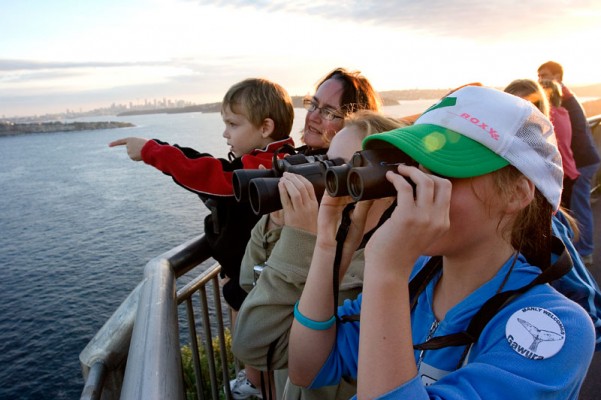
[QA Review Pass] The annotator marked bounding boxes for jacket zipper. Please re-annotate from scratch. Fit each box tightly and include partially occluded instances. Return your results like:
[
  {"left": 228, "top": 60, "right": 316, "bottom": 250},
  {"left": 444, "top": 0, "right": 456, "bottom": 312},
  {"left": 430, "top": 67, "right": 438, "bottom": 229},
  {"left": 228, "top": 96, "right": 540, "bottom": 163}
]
[{"left": 417, "top": 319, "right": 439, "bottom": 370}]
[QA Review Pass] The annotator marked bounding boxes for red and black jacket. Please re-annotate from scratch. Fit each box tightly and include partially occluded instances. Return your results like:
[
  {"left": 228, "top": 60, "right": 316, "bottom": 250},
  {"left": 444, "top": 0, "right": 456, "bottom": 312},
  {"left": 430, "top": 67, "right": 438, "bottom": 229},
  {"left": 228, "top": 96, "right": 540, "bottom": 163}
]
[{"left": 140, "top": 137, "right": 295, "bottom": 284}]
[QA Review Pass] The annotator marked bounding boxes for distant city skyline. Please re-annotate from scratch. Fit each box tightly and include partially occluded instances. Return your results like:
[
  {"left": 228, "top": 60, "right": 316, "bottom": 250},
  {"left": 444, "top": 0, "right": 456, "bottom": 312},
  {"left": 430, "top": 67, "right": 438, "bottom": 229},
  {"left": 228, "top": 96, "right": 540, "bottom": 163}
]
[
  {"left": 2, "top": 0, "right": 601, "bottom": 117},
  {"left": 6, "top": 81, "right": 601, "bottom": 123}
]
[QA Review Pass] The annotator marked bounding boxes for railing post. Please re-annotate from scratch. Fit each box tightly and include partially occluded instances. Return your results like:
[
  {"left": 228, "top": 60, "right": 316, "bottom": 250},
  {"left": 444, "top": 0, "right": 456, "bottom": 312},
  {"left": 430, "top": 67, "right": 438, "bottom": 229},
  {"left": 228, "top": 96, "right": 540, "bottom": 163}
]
[
  {"left": 80, "top": 361, "right": 107, "bottom": 400},
  {"left": 120, "top": 259, "right": 184, "bottom": 400},
  {"left": 79, "top": 235, "right": 212, "bottom": 399}
]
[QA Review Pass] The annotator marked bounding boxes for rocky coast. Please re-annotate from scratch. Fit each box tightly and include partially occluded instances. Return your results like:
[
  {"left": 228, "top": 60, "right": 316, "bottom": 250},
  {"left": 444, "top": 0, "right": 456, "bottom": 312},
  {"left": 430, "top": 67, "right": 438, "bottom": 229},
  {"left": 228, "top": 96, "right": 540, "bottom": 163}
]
[{"left": 0, "top": 121, "right": 135, "bottom": 137}]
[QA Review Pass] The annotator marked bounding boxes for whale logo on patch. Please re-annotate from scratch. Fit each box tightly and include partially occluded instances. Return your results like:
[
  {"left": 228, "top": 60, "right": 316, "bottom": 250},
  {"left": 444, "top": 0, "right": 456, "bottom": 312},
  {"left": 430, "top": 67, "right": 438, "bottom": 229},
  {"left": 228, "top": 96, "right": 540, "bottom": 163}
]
[{"left": 505, "top": 307, "right": 565, "bottom": 360}]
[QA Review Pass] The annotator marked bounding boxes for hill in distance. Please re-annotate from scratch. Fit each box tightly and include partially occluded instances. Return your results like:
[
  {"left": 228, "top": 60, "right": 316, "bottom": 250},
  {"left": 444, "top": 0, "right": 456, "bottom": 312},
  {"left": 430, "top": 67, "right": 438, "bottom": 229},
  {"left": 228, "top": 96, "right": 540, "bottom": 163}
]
[{"left": 117, "top": 83, "right": 601, "bottom": 117}]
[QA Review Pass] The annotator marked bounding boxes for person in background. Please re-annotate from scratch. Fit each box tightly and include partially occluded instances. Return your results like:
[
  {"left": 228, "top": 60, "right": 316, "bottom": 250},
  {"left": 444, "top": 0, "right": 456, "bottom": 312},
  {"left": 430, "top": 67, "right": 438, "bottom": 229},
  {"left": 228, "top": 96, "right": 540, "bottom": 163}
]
[
  {"left": 504, "top": 78, "right": 579, "bottom": 208},
  {"left": 229, "top": 68, "right": 382, "bottom": 400},
  {"left": 233, "top": 110, "right": 404, "bottom": 400},
  {"left": 108, "top": 77, "right": 295, "bottom": 334},
  {"left": 504, "top": 79, "right": 601, "bottom": 352},
  {"left": 538, "top": 61, "right": 600, "bottom": 267},
  {"left": 288, "top": 86, "right": 594, "bottom": 399},
  {"left": 540, "top": 79, "right": 580, "bottom": 208}
]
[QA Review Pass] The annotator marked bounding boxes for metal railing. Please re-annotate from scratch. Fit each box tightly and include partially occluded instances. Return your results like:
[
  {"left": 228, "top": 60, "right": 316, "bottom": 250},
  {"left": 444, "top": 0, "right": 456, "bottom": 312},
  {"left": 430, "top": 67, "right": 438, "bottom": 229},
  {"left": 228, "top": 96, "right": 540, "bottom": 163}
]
[{"left": 79, "top": 234, "right": 233, "bottom": 400}]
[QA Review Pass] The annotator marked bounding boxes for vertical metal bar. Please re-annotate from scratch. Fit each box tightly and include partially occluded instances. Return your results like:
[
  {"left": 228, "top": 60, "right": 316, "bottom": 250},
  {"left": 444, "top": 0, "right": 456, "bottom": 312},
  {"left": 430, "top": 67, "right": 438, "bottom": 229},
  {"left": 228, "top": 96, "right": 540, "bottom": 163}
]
[
  {"left": 80, "top": 361, "right": 107, "bottom": 400},
  {"left": 212, "top": 277, "right": 233, "bottom": 400},
  {"left": 198, "top": 286, "right": 220, "bottom": 400},
  {"left": 185, "top": 298, "right": 205, "bottom": 400}
]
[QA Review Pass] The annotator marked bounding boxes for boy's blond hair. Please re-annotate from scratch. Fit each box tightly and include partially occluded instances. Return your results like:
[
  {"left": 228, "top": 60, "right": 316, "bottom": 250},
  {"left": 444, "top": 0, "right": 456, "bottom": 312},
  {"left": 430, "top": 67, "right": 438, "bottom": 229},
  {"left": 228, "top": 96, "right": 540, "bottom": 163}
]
[{"left": 222, "top": 78, "right": 294, "bottom": 141}]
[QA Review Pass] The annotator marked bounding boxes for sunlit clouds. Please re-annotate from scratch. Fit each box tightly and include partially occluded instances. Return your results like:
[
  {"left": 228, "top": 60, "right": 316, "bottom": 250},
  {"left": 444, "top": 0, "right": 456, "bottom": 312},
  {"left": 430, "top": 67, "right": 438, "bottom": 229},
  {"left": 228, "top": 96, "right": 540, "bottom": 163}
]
[{"left": 1, "top": 0, "right": 600, "bottom": 116}]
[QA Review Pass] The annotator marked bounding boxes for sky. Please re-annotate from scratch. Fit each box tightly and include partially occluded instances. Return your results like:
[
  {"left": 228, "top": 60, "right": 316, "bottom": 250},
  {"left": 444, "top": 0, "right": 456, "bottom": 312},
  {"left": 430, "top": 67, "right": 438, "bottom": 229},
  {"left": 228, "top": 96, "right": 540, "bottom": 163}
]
[{"left": 2, "top": 0, "right": 601, "bottom": 117}]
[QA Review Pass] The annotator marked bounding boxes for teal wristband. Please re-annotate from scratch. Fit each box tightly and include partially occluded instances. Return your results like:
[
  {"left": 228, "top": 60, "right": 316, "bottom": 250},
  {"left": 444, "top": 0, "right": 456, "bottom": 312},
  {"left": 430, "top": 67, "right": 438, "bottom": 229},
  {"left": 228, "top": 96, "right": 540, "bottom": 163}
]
[{"left": 293, "top": 301, "right": 336, "bottom": 330}]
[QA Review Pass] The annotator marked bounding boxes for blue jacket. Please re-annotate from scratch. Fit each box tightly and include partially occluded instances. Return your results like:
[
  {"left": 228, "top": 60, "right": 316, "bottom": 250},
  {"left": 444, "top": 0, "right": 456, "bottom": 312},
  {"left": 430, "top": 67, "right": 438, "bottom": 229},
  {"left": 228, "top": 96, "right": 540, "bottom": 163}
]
[
  {"left": 311, "top": 253, "right": 595, "bottom": 399},
  {"left": 561, "top": 93, "right": 600, "bottom": 168},
  {"left": 551, "top": 211, "right": 601, "bottom": 351}
]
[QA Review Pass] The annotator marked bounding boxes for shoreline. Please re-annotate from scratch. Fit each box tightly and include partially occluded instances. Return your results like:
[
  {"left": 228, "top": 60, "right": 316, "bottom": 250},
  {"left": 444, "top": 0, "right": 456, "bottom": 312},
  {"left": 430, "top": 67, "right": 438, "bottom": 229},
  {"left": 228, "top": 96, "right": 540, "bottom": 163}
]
[{"left": 0, "top": 121, "right": 135, "bottom": 137}]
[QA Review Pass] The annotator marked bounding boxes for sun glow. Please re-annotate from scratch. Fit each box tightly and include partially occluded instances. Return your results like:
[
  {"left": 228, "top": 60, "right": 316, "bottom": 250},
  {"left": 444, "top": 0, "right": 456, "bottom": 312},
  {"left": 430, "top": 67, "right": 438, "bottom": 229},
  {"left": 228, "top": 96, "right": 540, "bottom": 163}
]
[{"left": 1, "top": 0, "right": 600, "bottom": 117}]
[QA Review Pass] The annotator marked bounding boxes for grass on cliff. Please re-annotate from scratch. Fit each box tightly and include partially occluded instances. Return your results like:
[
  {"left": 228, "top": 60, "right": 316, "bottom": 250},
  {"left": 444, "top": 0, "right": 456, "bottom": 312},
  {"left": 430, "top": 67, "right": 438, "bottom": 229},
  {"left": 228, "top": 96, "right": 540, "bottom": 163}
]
[{"left": 181, "top": 328, "right": 238, "bottom": 400}]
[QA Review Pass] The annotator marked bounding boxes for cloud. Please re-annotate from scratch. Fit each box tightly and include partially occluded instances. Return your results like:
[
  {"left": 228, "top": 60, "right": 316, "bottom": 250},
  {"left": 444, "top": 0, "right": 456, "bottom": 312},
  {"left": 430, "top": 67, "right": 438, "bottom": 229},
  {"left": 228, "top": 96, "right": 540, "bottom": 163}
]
[
  {"left": 0, "top": 59, "right": 172, "bottom": 72},
  {"left": 4, "top": 0, "right": 599, "bottom": 117},
  {"left": 0, "top": 56, "right": 261, "bottom": 116},
  {"left": 196, "top": 0, "right": 598, "bottom": 39}
]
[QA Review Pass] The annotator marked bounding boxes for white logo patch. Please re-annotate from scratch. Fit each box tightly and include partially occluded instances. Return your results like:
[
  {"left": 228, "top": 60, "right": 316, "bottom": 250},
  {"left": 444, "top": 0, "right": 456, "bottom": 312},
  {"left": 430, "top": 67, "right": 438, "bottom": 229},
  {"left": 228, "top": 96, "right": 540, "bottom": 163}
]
[{"left": 505, "top": 307, "right": 565, "bottom": 360}]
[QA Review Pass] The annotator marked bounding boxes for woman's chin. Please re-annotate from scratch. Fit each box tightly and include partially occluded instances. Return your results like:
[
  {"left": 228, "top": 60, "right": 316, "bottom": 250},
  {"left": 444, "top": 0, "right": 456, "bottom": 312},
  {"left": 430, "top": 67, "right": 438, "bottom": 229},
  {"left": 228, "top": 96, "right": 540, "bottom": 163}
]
[{"left": 302, "top": 132, "right": 325, "bottom": 149}]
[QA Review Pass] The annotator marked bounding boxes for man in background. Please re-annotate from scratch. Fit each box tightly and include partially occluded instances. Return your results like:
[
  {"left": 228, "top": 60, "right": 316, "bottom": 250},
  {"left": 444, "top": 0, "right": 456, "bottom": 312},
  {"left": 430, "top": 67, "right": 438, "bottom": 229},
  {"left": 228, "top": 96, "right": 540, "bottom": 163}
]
[{"left": 538, "top": 61, "right": 600, "bottom": 267}]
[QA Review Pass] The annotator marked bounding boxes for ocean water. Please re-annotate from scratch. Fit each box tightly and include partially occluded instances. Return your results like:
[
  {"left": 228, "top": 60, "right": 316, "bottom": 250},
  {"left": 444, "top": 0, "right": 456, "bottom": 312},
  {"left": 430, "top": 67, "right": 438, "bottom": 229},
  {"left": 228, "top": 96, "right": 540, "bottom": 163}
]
[{"left": 0, "top": 101, "right": 435, "bottom": 399}]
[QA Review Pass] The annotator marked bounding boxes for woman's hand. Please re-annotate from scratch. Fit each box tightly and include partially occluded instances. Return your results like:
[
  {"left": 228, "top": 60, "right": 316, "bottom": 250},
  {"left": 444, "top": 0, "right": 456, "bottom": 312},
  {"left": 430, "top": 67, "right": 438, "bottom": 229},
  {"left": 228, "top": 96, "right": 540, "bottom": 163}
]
[
  {"left": 365, "top": 165, "right": 452, "bottom": 277},
  {"left": 108, "top": 137, "right": 149, "bottom": 161}
]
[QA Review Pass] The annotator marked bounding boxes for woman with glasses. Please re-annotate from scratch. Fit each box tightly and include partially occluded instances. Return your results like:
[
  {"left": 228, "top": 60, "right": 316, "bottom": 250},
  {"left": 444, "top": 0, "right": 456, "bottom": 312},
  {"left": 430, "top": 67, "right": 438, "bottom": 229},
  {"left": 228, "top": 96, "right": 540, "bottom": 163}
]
[
  {"left": 300, "top": 68, "right": 382, "bottom": 152},
  {"left": 230, "top": 69, "right": 383, "bottom": 400}
]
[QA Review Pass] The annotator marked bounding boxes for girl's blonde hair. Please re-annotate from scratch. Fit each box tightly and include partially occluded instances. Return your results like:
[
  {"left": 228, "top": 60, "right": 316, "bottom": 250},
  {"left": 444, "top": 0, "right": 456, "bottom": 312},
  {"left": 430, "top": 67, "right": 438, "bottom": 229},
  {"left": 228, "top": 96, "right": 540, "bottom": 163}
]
[
  {"left": 319, "top": 110, "right": 407, "bottom": 146},
  {"left": 344, "top": 110, "right": 408, "bottom": 137},
  {"left": 491, "top": 166, "right": 578, "bottom": 268},
  {"left": 504, "top": 79, "right": 550, "bottom": 118}
]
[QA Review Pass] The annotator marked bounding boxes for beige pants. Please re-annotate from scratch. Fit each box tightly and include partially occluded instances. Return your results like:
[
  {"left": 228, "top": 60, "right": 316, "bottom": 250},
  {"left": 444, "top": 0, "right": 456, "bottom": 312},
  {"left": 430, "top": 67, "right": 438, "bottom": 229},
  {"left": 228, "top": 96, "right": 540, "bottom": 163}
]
[{"left": 275, "top": 369, "right": 357, "bottom": 400}]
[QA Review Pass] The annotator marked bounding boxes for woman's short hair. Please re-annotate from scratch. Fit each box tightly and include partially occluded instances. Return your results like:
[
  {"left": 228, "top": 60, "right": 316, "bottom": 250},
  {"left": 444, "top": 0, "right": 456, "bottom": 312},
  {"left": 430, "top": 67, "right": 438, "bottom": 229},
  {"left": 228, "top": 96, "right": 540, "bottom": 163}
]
[{"left": 315, "top": 68, "right": 382, "bottom": 116}]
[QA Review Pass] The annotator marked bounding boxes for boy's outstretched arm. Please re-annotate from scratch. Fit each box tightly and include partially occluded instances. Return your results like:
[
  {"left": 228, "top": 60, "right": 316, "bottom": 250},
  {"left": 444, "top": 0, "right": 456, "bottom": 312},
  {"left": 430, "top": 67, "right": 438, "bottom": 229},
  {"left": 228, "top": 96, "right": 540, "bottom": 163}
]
[{"left": 109, "top": 137, "right": 149, "bottom": 161}]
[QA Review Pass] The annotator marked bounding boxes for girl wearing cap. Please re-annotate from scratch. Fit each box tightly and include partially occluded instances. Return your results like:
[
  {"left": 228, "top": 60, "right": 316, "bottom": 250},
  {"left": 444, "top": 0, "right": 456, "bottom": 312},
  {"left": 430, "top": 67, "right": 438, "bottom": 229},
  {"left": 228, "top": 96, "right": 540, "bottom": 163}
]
[{"left": 288, "top": 86, "right": 595, "bottom": 399}]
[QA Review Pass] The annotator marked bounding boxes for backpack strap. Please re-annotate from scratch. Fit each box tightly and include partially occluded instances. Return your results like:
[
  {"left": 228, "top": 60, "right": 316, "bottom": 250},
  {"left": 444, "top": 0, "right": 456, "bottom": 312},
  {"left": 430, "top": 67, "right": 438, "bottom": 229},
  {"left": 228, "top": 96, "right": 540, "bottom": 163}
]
[
  {"left": 333, "top": 203, "right": 356, "bottom": 319},
  {"left": 336, "top": 201, "right": 396, "bottom": 323},
  {"left": 414, "top": 236, "right": 572, "bottom": 351},
  {"left": 339, "top": 255, "right": 443, "bottom": 323},
  {"left": 339, "top": 236, "right": 572, "bottom": 356}
]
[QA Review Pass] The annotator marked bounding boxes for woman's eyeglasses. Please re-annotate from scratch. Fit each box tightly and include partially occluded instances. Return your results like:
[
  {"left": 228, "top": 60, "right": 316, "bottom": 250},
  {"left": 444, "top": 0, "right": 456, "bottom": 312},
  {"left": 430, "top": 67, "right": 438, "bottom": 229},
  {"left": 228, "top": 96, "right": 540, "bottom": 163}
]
[{"left": 303, "top": 99, "right": 344, "bottom": 121}]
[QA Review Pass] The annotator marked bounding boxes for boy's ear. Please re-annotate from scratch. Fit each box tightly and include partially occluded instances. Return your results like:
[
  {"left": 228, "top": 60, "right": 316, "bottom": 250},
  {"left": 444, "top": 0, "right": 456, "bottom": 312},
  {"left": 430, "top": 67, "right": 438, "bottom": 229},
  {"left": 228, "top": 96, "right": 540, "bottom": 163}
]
[
  {"left": 260, "top": 118, "right": 275, "bottom": 138},
  {"left": 505, "top": 176, "right": 535, "bottom": 214}
]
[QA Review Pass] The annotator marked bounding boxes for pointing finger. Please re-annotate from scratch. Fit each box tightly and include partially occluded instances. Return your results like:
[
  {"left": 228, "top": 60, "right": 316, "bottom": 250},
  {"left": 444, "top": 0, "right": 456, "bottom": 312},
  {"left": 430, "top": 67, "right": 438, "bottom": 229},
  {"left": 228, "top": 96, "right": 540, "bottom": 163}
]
[{"left": 108, "top": 138, "right": 127, "bottom": 147}]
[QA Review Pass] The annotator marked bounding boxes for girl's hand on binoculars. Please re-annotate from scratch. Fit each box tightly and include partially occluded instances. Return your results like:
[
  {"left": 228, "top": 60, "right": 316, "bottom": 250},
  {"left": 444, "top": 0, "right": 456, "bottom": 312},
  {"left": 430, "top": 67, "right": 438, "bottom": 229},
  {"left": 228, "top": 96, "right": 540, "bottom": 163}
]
[
  {"left": 365, "top": 165, "right": 451, "bottom": 278},
  {"left": 278, "top": 172, "right": 319, "bottom": 234},
  {"left": 314, "top": 194, "right": 375, "bottom": 271},
  {"left": 315, "top": 191, "right": 356, "bottom": 248}
]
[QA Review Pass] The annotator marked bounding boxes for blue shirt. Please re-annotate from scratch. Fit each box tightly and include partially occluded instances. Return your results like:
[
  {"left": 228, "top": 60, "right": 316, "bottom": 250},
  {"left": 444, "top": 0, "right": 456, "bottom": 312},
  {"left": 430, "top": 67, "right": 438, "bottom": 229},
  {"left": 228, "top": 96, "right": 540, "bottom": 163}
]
[
  {"left": 311, "top": 254, "right": 595, "bottom": 399},
  {"left": 551, "top": 212, "right": 601, "bottom": 351}
]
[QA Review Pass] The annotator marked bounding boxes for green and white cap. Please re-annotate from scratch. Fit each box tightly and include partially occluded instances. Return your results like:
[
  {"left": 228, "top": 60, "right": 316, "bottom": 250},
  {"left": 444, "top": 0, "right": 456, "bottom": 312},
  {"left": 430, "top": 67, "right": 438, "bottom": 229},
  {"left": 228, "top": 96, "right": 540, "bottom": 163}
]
[{"left": 363, "top": 86, "right": 563, "bottom": 209}]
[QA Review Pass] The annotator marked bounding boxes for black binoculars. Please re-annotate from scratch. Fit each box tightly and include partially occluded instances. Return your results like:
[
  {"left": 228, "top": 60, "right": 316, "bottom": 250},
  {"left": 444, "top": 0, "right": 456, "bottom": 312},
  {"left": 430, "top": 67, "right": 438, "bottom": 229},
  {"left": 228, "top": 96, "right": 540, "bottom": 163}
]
[
  {"left": 325, "top": 147, "right": 417, "bottom": 201},
  {"left": 233, "top": 153, "right": 344, "bottom": 215}
]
